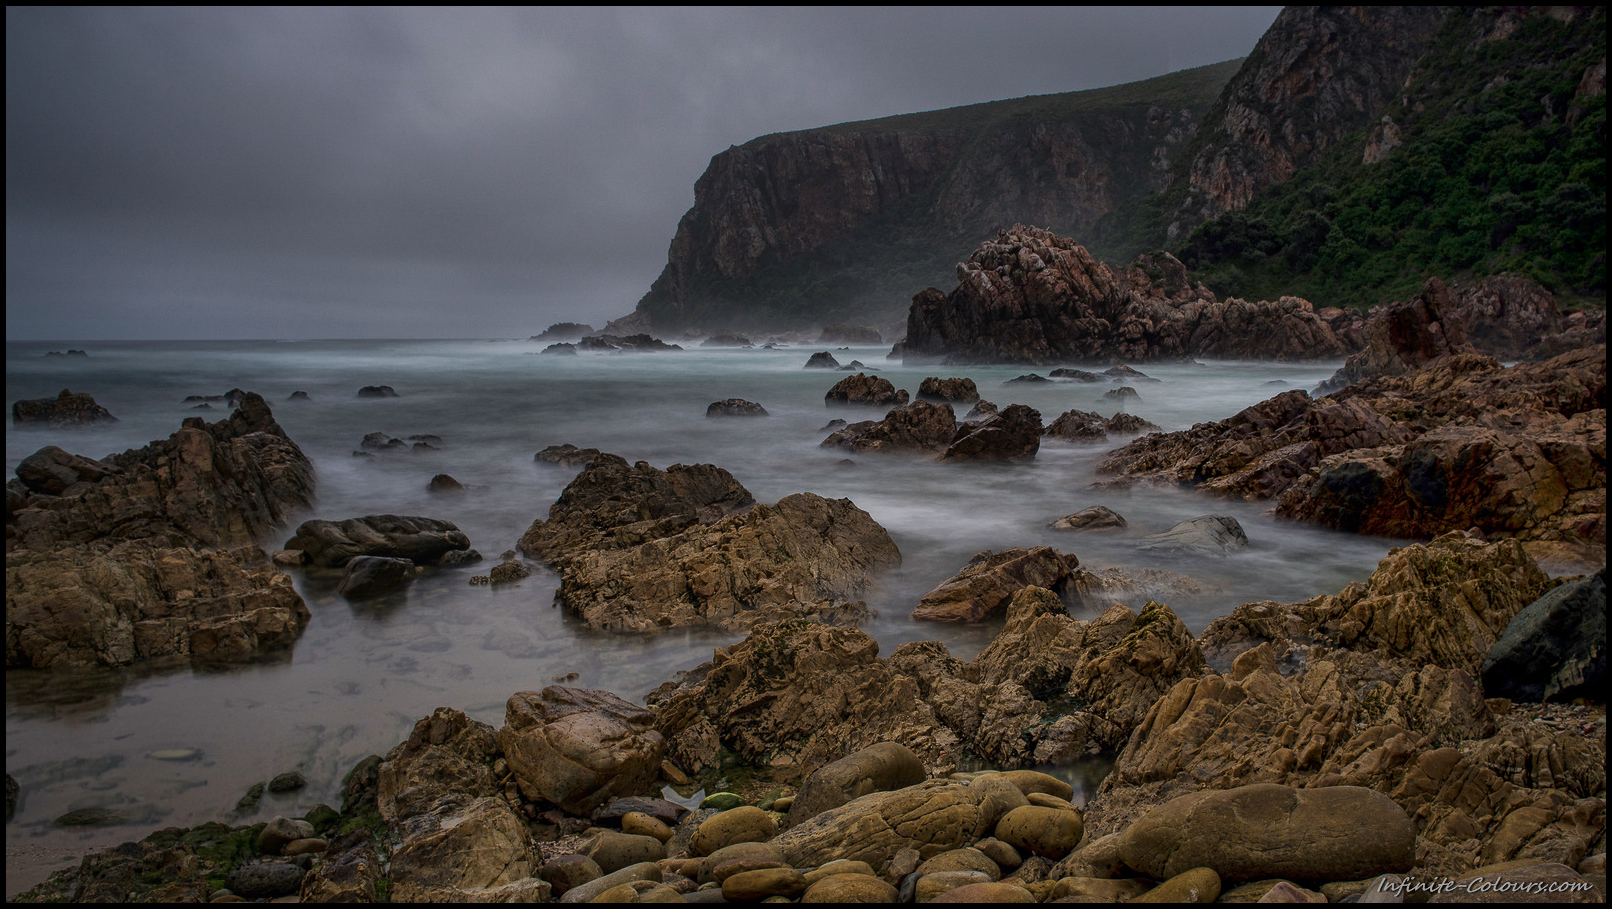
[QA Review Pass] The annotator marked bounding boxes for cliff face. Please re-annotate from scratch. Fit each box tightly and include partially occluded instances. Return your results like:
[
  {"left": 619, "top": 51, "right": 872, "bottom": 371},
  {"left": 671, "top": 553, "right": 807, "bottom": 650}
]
[
  {"left": 1164, "top": 6, "right": 1449, "bottom": 239},
  {"left": 634, "top": 62, "right": 1239, "bottom": 333}
]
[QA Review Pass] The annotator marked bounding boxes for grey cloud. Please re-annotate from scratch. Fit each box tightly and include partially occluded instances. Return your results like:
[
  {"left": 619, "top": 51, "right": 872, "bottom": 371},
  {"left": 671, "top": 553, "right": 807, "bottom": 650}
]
[{"left": 6, "top": 7, "right": 1279, "bottom": 339}]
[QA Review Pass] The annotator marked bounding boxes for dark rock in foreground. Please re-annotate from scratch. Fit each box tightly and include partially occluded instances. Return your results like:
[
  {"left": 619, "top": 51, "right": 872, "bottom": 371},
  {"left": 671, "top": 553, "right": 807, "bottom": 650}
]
[
  {"left": 1482, "top": 569, "right": 1605, "bottom": 703},
  {"left": 11, "top": 388, "right": 118, "bottom": 427}
]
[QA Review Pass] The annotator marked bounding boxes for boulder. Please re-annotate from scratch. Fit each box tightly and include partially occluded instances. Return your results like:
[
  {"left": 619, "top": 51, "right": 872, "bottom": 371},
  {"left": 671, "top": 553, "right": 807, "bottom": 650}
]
[
  {"left": 257, "top": 816, "right": 316, "bottom": 855},
  {"left": 1137, "top": 515, "right": 1250, "bottom": 556},
  {"left": 911, "top": 548, "right": 1080, "bottom": 623},
  {"left": 805, "top": 351, "right": 841, "bottom": 369},
  {"left": 11, "top": 388, "right": 118, "bottom": 427},
  {"left": 994, "top": 805, "right": 1084, "bottom": 860},
  {"left": 298, "top": 830, "right": 381, "bottom": 902},
  {"left": 772, "top": 780, "right": 996, "bottom": 868},
  {"left": 939, "top": 404, "right": 1042, "bottom": 462},
  {"left": 802, "top": 873, "right": 899, "bottom": 903},
  {"left": 1116, "top": 784, "right": 1415, "bottom": 883},
  {"left": 820, "top": 400, "right": 957, "bottom": 455},
  {"left": 787, "top": 742, "right": 928, "bottom": 826},
  {"left": 226, "top": 863, "right": 306, "bottom": 900},
  {"left": 1480, "top": 569, "right": 1605, "bottom": 702},
  {"left": 539, "top": 854, "right": 603, "bottom": 897},
  {"left": 962, "top": 400, "right": 999, "bottom": 421},
  {"left": 581, "top": 829, "right": 666, "bottom": 873},
  {"left": 1106, "top": 386, "right": 1141, "bottom": 402},
  {"left": 825, "top": 373, "right": 908, "bottom": 407},
  {"left": 692, "top": 806, "right": 778, "bottom": 855},
  {"left": 1050, "top": 505, "right": 1127, "bottom": 532},
  {"left": 499, "top": 686, "right": 666, "bottom": 815},
  {"left": 356, "top": 385, "right": 398, "bottom": 397},
  {"left": 426, "top": 473, "right": 463, "bottom": 493},
  {"left": 918, "top": 377, "right": 981, "bottom": 404},
  {"left": 360, "top": 431, "right": 406, "bottom": 451},
  {"left": 1043, "top": 409, "right": 1110, "bottom": 442},
  {"left": 14, "top": 446, "right": 120, "bottom": 494},
  {"left": 707, "top": 399, "right": 769, "bottom": 417},
  {"left": 336, "top": 555, "right": 415, "bottom": 599},
  {"left": 285, "top": 515, "right": 472, "bottom": 568}
]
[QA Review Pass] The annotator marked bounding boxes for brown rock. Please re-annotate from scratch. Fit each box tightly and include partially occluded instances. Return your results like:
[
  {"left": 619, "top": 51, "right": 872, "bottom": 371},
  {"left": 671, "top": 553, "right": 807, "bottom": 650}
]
[
  {"left": 1049, "top": 505, "right": 1127, "bottom": 531},
  {"left": 539, "top": 854, "right": 603, "bottom": 897},
  {"left": 583, "top": 829, "right": 667, "bottom": 874},
  {"left": 802, "top": 873, "right": 899, "bottom": 903},
  {"left": 940, "top": 403, "right": 1042, "bottom": 462},
  {"left": 788, "top": 741, "right": 927, "bottom": 826},
  {"left": 11, "top": 389, "right": 119, "bottom": 427},
  {"left": 930, "top": 880, "right": 1036, "bottom": 902},
  {"left": 377, "top": 707, "right": 500, "bottom": 826},
  {"left": 826, "top": 374, "right": 909, "bottom": 407},
  {"left": 499, "top": 687, "right": 666, "bottom": 815},
  {"left": 820, "top": 400, "right": 957, "bottom": 455},
  {"left": 1116, "top": 784, "right": 1414, "bottom": 883},
  {"left": 284, "top": 514, "right": 474, "bottom": 568},
  {"left": 918, "top": 377, "right": 980, "bottom": 404},
  {"left": 722, "top": 867, "right": 808, "bottom": 900},
  {"left": 1130, "top": 866, "right": 1221, "bottom": 903},
  {"left": 911, "top": 547, "right": 1079, "bottom": 623},
  {"left": 994, "top": 806, "right": 1084, "bottom": 860},
  {"left": 298, "top": 830, "right": 381, "bottom": 903},
  {"left": 387, "top": 796, "right": 539, "bottom": 902},
  {"left": 917, "top": 847, "right": 1001, "bottom": 879},
  {"left": 691, "top": 806, "right": 777, "bottom": 855},
  {"left": 772, "top": 780, "right": 996, "bottom": 869}
]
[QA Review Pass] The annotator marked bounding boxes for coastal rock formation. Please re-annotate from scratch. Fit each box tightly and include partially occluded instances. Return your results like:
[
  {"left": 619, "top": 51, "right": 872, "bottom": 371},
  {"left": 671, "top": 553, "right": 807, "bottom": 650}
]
[
  {"left": 577, "top": 333, "right": 683, "bottom": 352},
  {"left": 631, "top": 61, "right": 1237, "bottom": 333},
  {"left": 1044, "top": 409, "right": 1161, "bottom": 443},
  {"left": 706, "top": 399, "right": 769, "bottom": 417},
  {"left": 284, "top": 515, "right": 473, "bottom": 568},
  {"left": 531, "top": 322, "right": 594, "bottom": 341},
  {"left": 499, "top": 687, "right": 666, "bottom": 815},
  {"left": 911, "top": 548, "right": 1080, "bottom": 623},
  {"left": 6, "top": 395, "right": 316, "bottom": 668},
  {"left": 938, "top": 404, "right": 1041, "bottom": 462},
  {"left": 11, "top": 388, "right": 118, "bottom": 427},
  {"left": 517, "top": 454, "right": 755, "bottom": 562},
  {"left": 917, "top": 377, "right": 980, "bottom": 404},
  {"left": 820, "top": 400, "right": 956, "bottom": 455},
  {"left": 553, "top": 493, "right": 899, "bottom": 633},
  {"left": 1098, "top": 346, "right": 1606, "bottom": 551},
  {"left": 902, "top": 227, "right": 1356, "bottom": 365},
  {"left": 825, "top": 374, "right": 908, "bottom": 407},
  {"left": 1315, "top": 277, "right": 1474, "bottom": 393},
  {"left": 5, "top": 541, "right": 309, "bottom": 668},
  {"left": 1480, "top": 569, "right": 1606, "bottom": 704}
]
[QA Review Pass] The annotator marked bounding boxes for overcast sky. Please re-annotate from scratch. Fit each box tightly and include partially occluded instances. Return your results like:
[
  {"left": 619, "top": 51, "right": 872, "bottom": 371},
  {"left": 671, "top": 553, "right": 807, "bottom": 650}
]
[{"left": 6, "top": 7, "right": 1280, "bottom": 340}]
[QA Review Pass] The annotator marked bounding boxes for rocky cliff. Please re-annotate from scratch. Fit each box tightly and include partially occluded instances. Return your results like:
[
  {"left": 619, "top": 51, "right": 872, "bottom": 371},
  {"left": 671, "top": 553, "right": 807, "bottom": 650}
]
[
  {"left": 632, "top": 61, "right": 1242, "bottom": 334},
  {"left": 1162, "top": 6, "right": 1449, "bottom": 239}
]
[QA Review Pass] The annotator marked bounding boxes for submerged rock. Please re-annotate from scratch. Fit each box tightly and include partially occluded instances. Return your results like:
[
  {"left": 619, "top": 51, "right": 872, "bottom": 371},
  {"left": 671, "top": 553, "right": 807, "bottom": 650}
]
[
  {"left": 1137, "top": 515, "right": 1249, "bottom": 556},
  {"left": 917, "top": 377, "right": 981, "bottom": 404},
  {"left": 285, "top": 515, "right": 473, "bottom": 568},
  {"left": 707, "top": 399, "right": 769, "bottom": 417},
  {"left": 804, "top": 351, "right": 841, "bottom": 369},
  {"left": 820, "top": 400, "right": 956, "bottom": 455},
  {"left": 1050, "top": 505, "right": 1127, "bottom": 532},
  {"left": 825, "top": 373, "right": 908, "bottom": 407},
  {"left": 357, "top": 385, "right": 399, "bottom": 398}
]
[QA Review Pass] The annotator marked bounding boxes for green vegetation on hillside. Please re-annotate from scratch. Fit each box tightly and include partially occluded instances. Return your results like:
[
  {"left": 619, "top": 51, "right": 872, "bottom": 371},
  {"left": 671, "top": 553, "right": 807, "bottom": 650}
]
[{"left": 1154, "top": 9, "right": 1606, "bottom": 308}]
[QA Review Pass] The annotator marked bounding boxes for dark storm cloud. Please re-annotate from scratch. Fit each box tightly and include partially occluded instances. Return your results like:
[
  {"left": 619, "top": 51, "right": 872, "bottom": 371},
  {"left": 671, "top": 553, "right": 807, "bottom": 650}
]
[{"left": 5, "top": 7, "right": 1280, "bottom": 340}]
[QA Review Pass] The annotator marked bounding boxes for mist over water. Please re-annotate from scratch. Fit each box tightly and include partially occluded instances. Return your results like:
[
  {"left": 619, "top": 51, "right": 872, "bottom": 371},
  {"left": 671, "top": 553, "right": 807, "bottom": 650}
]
[{"left": 7, "top": 339, "right": 1409, "bottom": 891}]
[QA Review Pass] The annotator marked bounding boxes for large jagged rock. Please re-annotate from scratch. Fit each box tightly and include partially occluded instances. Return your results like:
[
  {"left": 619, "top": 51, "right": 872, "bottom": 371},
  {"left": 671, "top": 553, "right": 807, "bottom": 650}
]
[
  {"left": 903, "top": 227, "right": 1355, "bottom": 365},
  {"left": 6, "top": 395, "right": 315, "bottom": 669},
  {"left": 283, "top": 515, "right": 473, "bottom": 568},
  {"left": 1316, "top": 277, "right": 1475, "bottom": 394},
  {"left": 499, "top": 687, "right": 666, "bottom": 815},
  {"left": 938, "top": 404, "right": 1042, "bottom": 462},
  {"left": 517, "top": 454, "right": 755, "bottom": 562},
  {"left": 5, "top": 541, "right": 309, "bottom": 669},
  {"left": 553, "top": 493, "right": 900, "bottom": 633},
  {"left": 8, "top": 394, "right": 314, "bottom": 550},
  {"left": 910, "top": 548, "right": 1080, "bottom": 623},
  {"left": 1043, "top": 409, "right": 1160, "bottom": 443},
  {"left": 820, "top": 401, "right": 957, "bottom": 455},
  {"left": 387, "top": 797, "right": 544, "bottom": 903},
  {"left": 377, "top": 707, "right": 500, "bottom": 827},
  {"left": 917, "top": 377, "right": 980, "bottom": 404},
  {"left": 787, "top": 742, "right": 928, "bottom": 827},
  {"left": 1197, "top": 533, "right": 1553, "bottom": 676},
  {"left": 825, "top": 374, "right": 908, "bottom": 407},
  {"left": 1098, "top": 347, "right": 1605, "bottom": 550},
  {"left": 648, "top": 620, "right": 958, "bottom": 782}
]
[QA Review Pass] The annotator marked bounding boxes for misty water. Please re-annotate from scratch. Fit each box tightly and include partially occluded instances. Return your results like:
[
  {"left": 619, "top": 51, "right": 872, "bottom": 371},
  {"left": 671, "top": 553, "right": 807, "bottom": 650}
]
[{"left": 7, "top": 338, "right": 1415, "bottom": 891}]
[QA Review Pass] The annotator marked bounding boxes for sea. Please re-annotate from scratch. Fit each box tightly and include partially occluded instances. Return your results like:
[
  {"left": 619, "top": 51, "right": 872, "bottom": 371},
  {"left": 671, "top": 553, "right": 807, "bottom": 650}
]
[{"left": 7, "top": 337, "right": 1417, "bottom": 893}]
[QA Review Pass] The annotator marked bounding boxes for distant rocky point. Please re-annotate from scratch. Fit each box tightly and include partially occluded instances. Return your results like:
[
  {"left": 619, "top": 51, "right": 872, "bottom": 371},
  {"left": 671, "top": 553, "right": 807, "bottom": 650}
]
[
  {"left": 530, "top": 322, "right": 595, "bottom": 341},
  {"left": 11, "top": 388, "right": 118, "bottom": 428}
]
